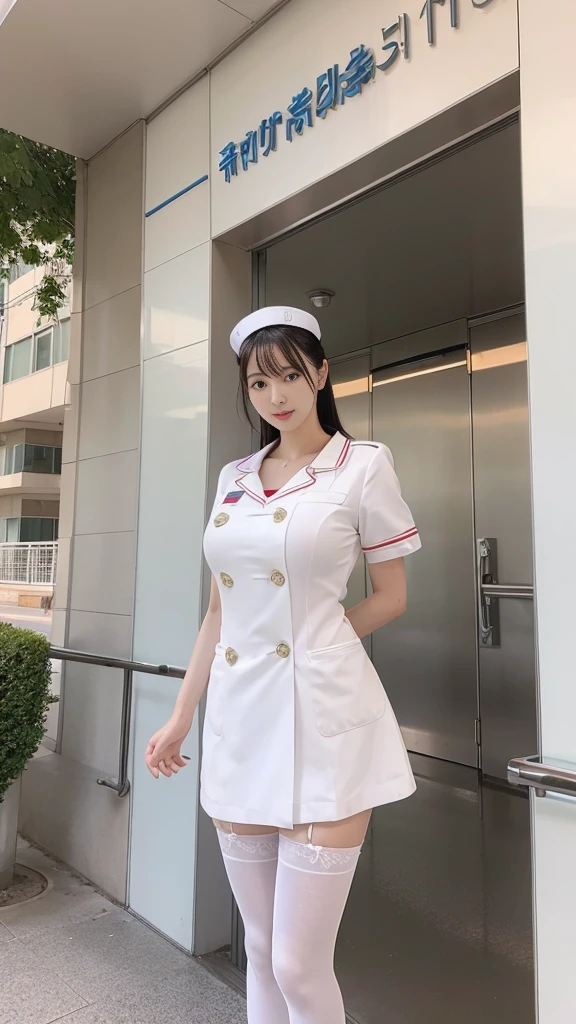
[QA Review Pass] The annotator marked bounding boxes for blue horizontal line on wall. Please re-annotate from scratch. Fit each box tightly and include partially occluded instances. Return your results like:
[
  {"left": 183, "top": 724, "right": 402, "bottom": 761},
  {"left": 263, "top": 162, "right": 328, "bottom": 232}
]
[{"left": 145, "top": 175, "right": 209, "bottom": 217}]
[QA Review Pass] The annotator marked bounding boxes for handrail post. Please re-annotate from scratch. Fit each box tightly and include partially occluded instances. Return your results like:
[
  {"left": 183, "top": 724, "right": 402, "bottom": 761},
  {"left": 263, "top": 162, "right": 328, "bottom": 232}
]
[{"left": 97, "top": 667, "right": 133, "bottom": 797}]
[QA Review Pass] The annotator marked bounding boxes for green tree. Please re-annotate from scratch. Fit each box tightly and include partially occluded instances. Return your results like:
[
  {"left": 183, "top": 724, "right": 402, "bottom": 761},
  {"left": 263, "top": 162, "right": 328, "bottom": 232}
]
[{"left": 0, "top": 130, "right": 75, "bottom": 321}]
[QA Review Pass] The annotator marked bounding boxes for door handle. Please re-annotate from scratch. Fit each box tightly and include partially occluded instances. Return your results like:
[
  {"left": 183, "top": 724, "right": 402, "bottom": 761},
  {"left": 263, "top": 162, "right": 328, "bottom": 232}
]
[
  {"left": 477, "top": 539, "right": 534, "bottom": 647},
  {"left": 481, "top": 583, "right": 534, "bottom": 600},
  {"left": 477, "top": 538, "right": 500, "bottom": 646}
]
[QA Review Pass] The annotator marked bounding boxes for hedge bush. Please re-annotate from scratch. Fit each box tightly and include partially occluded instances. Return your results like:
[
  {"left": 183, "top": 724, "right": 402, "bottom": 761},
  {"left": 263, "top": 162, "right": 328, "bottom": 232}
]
[{"left": 0, "top": 624, "right": 54, "bottom": 803}]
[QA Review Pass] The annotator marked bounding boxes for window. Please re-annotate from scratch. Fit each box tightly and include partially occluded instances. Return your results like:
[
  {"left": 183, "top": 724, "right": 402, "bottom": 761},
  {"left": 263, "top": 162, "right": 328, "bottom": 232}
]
[
  {"left": 19, "top": 517, "right": 59, "bottom": 542},
  {"left": 0, "top": 517, "right": 59, "bottom": 542},
  {"left": 6, "top": 518, "right": 19, "bottom": 542},
  {"left": 53, "top": 320, "right": 70, "bottom": 363},
  {"left": 2, "top": 444, "right": 62, "bottom": 476},
  {"left": 9, "top": 261, "right": 36, "bottom": 284},
  {"left": 35, "top": 330, "right": 52, "bottom": 371},
  {"left": 3, "top": 319, "right": 70, "bottom": 383},
  {"left": 3, "top": 336, "right": 32, "bottom": 383}
]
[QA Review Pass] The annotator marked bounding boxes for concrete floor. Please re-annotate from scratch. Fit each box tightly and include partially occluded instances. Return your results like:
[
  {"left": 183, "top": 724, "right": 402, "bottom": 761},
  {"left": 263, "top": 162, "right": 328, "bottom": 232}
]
[{"left": 0, "top": 838, "right": 245, "bottom": 1024}]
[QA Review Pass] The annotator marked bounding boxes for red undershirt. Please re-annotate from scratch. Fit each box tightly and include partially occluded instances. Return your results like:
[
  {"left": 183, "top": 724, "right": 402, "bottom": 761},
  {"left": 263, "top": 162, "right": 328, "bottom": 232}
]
[{"left": 264, "top": 489, "right": 278, "bottom": 497}]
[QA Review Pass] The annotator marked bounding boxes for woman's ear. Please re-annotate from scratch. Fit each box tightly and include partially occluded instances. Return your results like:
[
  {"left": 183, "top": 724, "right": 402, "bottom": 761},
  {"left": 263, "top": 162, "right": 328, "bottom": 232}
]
[{"left": 318, "top": 359, "right": 329, "bottom": 390}]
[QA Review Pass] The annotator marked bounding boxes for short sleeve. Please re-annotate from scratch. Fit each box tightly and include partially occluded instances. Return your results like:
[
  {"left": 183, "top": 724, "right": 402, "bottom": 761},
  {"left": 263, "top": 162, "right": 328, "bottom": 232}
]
[{"left": 359, "top": 445, "right": 421, "bottom": 564}]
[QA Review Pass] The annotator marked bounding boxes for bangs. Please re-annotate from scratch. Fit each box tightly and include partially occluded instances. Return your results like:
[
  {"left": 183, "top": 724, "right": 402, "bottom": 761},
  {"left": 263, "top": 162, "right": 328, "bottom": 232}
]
[{"left": 240, "top": 326, "right": 316, "bottom": 389}]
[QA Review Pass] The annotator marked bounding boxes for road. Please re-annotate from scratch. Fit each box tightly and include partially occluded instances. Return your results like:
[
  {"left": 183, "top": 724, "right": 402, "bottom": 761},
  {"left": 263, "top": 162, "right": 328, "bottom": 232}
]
[{"left": 0, "top": 603, "right": 52, "bottom": 638}]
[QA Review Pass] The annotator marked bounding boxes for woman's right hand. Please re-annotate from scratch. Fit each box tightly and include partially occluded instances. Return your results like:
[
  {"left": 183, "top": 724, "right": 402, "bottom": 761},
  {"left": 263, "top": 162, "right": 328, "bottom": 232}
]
[{"left": 145, "top": 718, "right": 190, "bottom": 779}]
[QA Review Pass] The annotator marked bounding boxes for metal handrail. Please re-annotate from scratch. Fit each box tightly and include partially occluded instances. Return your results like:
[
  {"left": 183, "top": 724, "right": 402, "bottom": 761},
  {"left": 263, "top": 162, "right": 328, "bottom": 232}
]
[
  {"left": 508, "top": 755, "right": 576, "bottom": 798},
  {"left": 50, "top": 646, "right": 186, "bottom": 798}
]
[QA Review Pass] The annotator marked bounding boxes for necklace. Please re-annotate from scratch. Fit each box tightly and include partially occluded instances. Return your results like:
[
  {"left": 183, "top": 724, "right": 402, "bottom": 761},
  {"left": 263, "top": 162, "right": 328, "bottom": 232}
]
[{"left": 277, "top": 451, "right": 320, "bottom": 469}]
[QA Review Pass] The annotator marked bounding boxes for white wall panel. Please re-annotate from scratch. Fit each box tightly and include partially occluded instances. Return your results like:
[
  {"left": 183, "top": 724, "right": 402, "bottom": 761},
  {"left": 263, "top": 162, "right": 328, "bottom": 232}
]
[
  {"left": 533, "top": 794, "right": 576, "bottom": 1023},
  {"left": 70, "top": 531, "right": 135, "bottom": 616},
  {"left": 130, "top": 340, "right": 208, "bottom": 948},
  {"left": 145, "top": 77, "right": 210, "bottom": 270},
  {"left": 82, "top": 286, "right": 141, "bottom": 382},
  {"left": 60, "top": 662, "right": 122, "bottom": 774},
  {"left": 134, "top": 340, "right": 208, "bottom": 665},
  {"left": 144, "top": 184, "right": 211, "bottom": 272},
  {"left": 78, "top": 366, "right": 140, "bottom": 460},
  {"left": 146, "top": 77, "right": 210, "bottom": 213},
  {"left": 211, "top": 0, "right": 519, "bottom": 235},
  {"left": 519, "top": 1, "right": 576, "bottom": 1020},
  {"left": 129, "top": 677, "right": 200, "bottom": 949},
  {"left": 75, "top": 450, "right": 139, "bottom": 536},
  {"left": 520, "top": 0, "right": 576, "bottom": 760},
  {"left": 85, "top": 123, "right": 144, "bottom": 309},
  {"left": 144, "top": 244, "right": 210, "bottom": 360}
]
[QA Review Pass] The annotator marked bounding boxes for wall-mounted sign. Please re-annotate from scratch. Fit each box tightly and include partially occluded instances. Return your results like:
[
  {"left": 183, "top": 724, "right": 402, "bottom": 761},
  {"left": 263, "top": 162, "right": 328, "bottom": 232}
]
[{"left": 218, "top": 0, "right": 497, "bottom": 183}]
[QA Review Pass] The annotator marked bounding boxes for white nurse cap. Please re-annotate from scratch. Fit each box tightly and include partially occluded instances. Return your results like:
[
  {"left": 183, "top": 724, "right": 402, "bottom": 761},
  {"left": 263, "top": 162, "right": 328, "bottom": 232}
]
[{"left": 230, "top": 306, "right": 321, "bottom": 356}]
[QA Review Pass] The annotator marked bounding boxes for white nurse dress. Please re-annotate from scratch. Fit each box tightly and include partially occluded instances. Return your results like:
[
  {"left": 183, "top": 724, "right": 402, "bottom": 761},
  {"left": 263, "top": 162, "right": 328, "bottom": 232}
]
[{"left": 200, "top": 431, "right": 421, "bottom": 829}]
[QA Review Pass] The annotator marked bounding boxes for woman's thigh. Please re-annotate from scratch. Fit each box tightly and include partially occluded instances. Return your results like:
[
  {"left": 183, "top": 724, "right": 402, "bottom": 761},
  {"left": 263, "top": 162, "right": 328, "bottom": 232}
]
[
  {"left": 279, "top": 809, "right": 372, "bottom": 848},
  {"left": 212, "top": 818, "right": 279, "bottom": 836}
]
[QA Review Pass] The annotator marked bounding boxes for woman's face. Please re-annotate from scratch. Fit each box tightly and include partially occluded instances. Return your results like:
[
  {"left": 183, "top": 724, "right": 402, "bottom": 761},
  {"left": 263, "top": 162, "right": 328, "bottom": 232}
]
[{"left": 246, "top": 343, "right": 328, "bottom": 433}]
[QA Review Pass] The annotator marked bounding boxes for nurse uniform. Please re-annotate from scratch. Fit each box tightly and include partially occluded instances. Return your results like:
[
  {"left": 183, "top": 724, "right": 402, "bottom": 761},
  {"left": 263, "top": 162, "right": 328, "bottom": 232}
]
[{"left": 200, "top": 307, "right": 421, "bottom": 830}]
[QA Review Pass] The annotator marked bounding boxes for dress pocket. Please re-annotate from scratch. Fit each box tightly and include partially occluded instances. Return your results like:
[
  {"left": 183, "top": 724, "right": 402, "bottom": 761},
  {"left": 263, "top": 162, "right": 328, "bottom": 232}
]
[{"left": 307, "top": 638, "right": 387, "bottom": 738}]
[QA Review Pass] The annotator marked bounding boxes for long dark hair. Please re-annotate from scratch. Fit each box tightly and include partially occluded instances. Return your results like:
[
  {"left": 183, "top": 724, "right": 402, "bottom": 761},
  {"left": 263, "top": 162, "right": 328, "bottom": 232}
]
[{"left": 237, "top": 325, "right": 352, "bottom": 447}]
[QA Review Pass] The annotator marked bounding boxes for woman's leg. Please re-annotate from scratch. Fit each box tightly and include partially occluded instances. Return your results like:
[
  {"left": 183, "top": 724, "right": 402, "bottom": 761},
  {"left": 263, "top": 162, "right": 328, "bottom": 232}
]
[
  {"left": 271, "top": 810, "right": 371, "bottom": 1024},
  {"left": 213, "top": 819, "right": 289, "bottom": 1024}
]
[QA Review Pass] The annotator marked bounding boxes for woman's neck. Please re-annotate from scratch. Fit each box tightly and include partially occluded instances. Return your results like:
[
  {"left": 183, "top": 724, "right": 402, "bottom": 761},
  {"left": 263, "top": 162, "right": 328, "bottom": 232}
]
[{"left": 272, "top": 418, "right": 332, "bottom": 463}]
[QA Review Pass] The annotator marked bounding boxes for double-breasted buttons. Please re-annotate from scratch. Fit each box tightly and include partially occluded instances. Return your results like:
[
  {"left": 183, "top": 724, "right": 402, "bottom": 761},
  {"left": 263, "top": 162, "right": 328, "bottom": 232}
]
[
  {"left": 271, "top": 570, "right": 285, "bottom": 587},
  {"left": 273, "top": 508, "right": 287, "bottom": 524},
  {"left": 276, "top": 642, "right": 290, "bottom": 659},
  {"left": 225, "top": 647, "right": 238, "bottom": 666},
  {"left": 214, "top": 512, "right": 229, "bottom": 528},
  {"left": 220, "top": 572, "right": 234, "bottom": 588}
]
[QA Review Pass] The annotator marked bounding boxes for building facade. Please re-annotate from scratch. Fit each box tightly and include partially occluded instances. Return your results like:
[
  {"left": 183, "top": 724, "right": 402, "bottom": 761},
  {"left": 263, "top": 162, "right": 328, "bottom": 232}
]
[
  {"left": 1, "top": 0, "right": 574, "bottom": 1020},
  {"left": 0, "top": 261, "right": 69, "bottom": 604}
]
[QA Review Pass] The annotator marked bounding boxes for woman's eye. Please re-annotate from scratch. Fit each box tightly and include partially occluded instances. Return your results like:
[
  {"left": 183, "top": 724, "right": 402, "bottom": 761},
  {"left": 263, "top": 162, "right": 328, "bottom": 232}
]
[
  {"left": 285, "top": 372, "right": 299, "bottom": 382},
  {"left": 251, "top": 380, "right": 266, "bottom": 390}
]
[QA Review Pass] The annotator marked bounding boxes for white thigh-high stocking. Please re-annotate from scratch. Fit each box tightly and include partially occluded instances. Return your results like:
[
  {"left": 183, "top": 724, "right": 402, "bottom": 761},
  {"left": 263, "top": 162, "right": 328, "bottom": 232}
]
[
  {"left": 216, "top": 829, "right": 290, "bottom": 1024},
  {"left": 272, "top": 832, "right": 362, "bottom": 1024}
]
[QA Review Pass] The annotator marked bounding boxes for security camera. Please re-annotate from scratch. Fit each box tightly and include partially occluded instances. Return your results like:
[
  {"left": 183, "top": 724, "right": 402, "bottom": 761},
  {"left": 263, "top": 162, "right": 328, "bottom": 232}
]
[{"left": 307, "top": 289, "right": 335, "bottom": 309}]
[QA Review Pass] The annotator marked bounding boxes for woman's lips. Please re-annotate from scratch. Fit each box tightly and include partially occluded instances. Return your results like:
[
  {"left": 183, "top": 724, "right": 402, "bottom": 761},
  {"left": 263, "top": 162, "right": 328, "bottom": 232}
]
[{"left": 273, "top": 411, "right": 294, "bottom": 420}]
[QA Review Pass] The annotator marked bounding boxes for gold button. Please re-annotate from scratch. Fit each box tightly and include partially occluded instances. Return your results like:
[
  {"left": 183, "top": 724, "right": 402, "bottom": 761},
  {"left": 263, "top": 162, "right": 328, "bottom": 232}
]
[
  {"left": 273, "top": 508, "right": 287, "bottom": 523},
  {"left": 271, "top": 570, "right": 285, "bottom": 587},
  {"left": 225, "top": 647, "right": 238, "bottom": 666},
  {"left": 214, "top": 512, "right": 229, "bottom": 528},
  {"left": 220, "top": 572, "right": 234, "bottom": 588},
  {"left": 276, "top": 642, "right": 290, "bottom": 659}
]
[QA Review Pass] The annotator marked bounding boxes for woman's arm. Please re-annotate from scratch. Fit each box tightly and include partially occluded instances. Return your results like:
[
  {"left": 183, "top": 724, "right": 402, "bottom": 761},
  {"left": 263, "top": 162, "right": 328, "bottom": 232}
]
[
  {"left": 345, "top": 557, "right": 407, "bottom": 640},
  {"left": 171, "top": 573, "right": 222, "bottom": 729}
]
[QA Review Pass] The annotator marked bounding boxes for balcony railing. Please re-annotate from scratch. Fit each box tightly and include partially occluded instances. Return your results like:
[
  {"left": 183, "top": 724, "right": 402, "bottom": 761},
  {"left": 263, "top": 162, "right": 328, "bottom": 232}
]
[{"left": 0, "top": 542, "right": 58, "bottom": 585}]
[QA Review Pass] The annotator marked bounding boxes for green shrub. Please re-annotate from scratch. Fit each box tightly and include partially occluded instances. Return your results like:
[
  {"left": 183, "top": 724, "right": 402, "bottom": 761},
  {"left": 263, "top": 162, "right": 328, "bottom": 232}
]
[{"left": 0, "top": 624, "right": 54, "bottom": 803}]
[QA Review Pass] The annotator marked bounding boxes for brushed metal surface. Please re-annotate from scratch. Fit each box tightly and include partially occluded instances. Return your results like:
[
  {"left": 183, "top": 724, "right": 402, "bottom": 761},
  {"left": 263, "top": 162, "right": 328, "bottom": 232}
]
[
  {"left": 372, "top": 341, "right": 478, "bottom": 766},
  {"left": 470, "top": 313, "right": 538, "bottom": 779}
]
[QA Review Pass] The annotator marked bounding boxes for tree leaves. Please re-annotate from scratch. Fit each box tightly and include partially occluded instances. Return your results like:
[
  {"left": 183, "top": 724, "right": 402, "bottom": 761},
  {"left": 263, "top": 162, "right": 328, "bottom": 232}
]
[{"left": 0, "top": 130, "right": 75, "bottom": 320}]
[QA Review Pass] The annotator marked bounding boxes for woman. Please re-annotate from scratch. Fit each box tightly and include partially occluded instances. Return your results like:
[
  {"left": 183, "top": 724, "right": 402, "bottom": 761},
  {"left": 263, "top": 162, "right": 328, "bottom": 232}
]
[{"left": 146, "top": 305, "right": 421, "bottom": 1024}]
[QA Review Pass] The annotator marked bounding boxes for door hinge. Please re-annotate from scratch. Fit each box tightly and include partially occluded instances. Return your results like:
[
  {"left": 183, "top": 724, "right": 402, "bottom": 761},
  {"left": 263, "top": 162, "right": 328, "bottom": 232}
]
[{"left": 475, "top": 718, "right": 482, "bottom": 747}]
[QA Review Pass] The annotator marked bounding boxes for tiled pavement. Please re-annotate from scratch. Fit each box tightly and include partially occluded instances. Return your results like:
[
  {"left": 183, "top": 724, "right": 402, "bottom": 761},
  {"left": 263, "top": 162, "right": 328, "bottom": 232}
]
[{"left": 0, "top": 839, "right": 245, "bottom": 1024}]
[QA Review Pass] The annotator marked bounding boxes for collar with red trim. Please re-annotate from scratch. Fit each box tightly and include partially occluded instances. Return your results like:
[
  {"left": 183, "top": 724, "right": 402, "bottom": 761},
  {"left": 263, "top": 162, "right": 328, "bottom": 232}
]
[{"left": 235, "top": 431, "right": 351, "bottom": 475}]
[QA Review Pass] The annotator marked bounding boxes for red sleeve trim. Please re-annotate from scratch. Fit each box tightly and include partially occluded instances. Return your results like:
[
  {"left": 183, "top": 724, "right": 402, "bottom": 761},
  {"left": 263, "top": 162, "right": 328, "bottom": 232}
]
[{"left": 362, "top": 527, "right": 419, "bottom": 552}]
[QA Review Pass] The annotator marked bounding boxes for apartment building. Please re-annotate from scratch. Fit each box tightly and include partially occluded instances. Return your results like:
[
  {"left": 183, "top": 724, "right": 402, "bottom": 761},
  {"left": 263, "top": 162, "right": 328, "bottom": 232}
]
[{"left": 0, "top": 260, "right": 70, "bottom": 602}]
